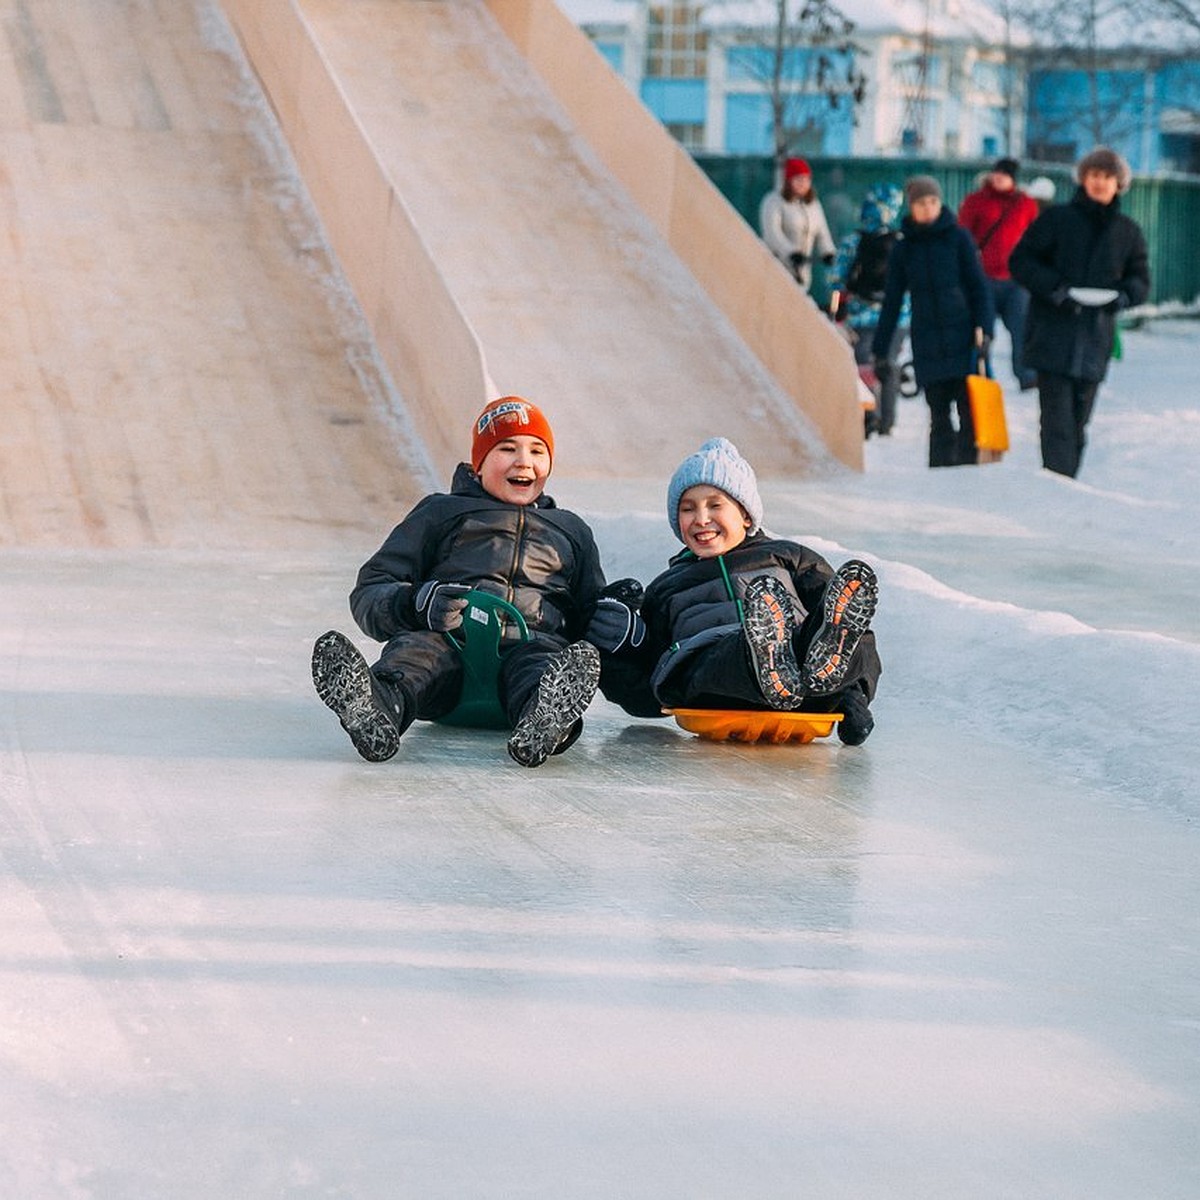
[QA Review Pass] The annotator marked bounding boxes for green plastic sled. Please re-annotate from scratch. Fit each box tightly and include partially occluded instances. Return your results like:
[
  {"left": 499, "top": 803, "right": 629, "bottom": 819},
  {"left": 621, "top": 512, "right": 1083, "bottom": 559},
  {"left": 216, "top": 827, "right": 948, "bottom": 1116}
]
[{"left": 437, "top": 590, "right": 530, "bottom": 729}]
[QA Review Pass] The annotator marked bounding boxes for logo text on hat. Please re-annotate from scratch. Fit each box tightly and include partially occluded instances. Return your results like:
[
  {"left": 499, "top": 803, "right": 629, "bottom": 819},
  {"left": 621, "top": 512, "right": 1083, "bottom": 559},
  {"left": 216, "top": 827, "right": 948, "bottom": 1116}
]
[{"left": 477, "top": 401, "right": 530, "bottom": 436}]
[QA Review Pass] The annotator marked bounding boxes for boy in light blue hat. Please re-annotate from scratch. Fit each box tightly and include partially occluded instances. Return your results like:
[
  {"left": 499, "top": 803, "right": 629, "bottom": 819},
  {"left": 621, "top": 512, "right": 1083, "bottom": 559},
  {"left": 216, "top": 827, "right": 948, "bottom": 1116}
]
[{"left": 587, "top": 438, "right": 883, "bottom": 744}]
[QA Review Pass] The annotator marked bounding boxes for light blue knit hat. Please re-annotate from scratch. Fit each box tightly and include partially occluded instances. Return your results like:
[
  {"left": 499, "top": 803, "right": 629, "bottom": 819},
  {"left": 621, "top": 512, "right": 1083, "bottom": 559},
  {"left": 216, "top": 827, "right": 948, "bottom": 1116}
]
[{"left": 667, "top": 437, "right": 763, "bottom": 541}]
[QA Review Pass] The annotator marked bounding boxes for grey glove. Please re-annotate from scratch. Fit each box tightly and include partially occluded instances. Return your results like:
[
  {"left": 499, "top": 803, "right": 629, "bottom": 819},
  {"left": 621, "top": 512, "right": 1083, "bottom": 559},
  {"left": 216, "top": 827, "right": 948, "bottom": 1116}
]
[
  {"left": 587, "top": 598, "right": 647, "bottom": 655},
  {"left": 414, "top": 581, "right": 471, "bottom": 632}
]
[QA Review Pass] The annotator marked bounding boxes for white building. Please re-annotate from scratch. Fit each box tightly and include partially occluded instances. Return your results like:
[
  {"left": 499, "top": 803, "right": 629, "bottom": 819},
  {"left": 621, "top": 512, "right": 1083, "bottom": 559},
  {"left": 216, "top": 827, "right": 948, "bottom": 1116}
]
[{"left": 559, "top": 0, "right": 1026, "bottom": 159}]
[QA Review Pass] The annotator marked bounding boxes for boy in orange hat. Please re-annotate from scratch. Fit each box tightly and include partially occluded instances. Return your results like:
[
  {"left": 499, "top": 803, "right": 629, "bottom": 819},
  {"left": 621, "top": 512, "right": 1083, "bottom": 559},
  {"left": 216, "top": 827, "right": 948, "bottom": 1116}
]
[{"left": 312, "top": 397, "right": 606, "bottom": 767}]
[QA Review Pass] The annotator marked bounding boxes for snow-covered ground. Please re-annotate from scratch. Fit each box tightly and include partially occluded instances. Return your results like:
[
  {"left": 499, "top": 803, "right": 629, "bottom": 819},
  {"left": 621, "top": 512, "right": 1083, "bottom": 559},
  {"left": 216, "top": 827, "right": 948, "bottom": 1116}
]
[
  {"left": 4, "top": 319, "right": 1198, "bottom": 1197},
  {"left": 779, "top": 319, "right": 1200, "bottom": 818}
]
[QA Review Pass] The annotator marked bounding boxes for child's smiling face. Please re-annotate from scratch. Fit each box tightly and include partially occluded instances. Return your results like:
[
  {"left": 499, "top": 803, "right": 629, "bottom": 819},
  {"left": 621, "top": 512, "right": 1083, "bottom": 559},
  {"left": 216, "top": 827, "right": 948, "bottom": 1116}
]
[
  {"left": 677, "top": 485, "right": 751, "bottom": 558},
  {"left": 477, "top": 435, "right": 551, "bottom": 505}
]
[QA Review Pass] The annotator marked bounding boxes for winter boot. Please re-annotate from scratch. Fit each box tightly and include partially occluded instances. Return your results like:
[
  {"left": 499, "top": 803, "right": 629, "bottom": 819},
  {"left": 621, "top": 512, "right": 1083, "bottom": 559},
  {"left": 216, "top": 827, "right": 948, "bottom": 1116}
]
[
  {"left": 507, "top": 640, "right": 600, "bottom": 768},
  {"left": 834, "top": 686, "right": 875, "bottom": 746},
  {"left": 802, "top": 560, "right": 878, "bottom": 696},
  {"left": 312, "top": 630, "right": 409, "bottom": 762},
  {"left": 742, "top": 575, "right": 805, "bottom": 711}
]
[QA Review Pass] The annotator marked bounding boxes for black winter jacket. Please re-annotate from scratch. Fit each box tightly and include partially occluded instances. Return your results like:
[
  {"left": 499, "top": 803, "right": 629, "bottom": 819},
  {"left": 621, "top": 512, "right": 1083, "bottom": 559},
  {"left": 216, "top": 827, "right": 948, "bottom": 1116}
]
[
  {"left": 873, "top": 207, "right": 994, "bottom": 387},
  {"left": 1009, "top": 188, "right": 1150, "bottom": 383},
  {"left": 350, "top": 463, "right": 606, "bottom": 644},
  {"left": 641, "top": 534, "right": 834, "bottom": 659},
  {"left": 600, "top": 533, "right": 881, "bottom": 714}
]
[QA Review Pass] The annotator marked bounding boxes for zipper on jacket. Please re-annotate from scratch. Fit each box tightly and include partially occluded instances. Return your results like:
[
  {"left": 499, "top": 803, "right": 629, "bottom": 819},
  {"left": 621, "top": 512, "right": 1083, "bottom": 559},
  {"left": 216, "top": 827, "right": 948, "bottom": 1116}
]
[{"left": 501, "top": 507, "right": 525, "bottom": 635}]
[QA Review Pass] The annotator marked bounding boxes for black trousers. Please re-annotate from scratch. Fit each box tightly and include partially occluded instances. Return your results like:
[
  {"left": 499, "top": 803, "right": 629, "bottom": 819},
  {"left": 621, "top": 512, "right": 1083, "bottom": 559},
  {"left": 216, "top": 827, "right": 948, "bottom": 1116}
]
[
  {"left": 1037, "top": 371, "right": 1099, "bottom": 478},
  {"left": 655, "top": 614, "right": 882, "bottom": 711},
  {"left": 855, "top": 323, "right": 906, "bottom": 435},
  {"left": 373, "top": 630, "right": 569, "bottom": 726},
  {"left": 924, "top": 377, "right": 977, "bottom": 467}
]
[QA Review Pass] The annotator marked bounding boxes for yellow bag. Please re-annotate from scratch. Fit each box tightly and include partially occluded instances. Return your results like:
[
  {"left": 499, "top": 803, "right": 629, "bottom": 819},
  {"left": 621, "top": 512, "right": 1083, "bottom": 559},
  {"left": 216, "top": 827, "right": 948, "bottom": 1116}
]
[{"left": 967, "top": 353, "right": 1009, "bottom": 457}]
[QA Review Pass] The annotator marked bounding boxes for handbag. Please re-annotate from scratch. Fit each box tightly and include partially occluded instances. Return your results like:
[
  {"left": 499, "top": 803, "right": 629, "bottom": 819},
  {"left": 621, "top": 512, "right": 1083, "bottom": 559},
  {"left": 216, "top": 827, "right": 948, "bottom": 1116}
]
[{"left": 966, "top": 350, "right": 1009, "bottom": 459}]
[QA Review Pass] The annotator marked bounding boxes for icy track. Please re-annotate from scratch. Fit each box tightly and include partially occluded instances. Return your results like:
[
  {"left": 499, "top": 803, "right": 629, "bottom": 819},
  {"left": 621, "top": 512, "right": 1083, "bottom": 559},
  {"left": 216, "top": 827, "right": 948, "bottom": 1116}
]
[{"left": 3, "top": 321, "right": 1199, "bottom": 1197}]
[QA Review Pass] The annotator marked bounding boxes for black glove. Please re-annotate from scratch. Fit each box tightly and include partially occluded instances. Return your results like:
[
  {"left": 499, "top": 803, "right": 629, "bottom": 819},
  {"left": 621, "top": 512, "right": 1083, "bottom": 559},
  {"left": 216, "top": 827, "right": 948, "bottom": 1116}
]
[
  {"left": 601, "top": 577, "right": 644, "bottom": 608},
  {"left": 788, "top": 251, "right": 810, "bottom": 269},
  {"left": 821, "top": 253, "right": 836, "bottom": 267},
  {"left": 587, "top": 598, "right": 646, "bottom": 655},
  {"left": 1049, "top": 285, "right": 1081, "bottom": 315},
  {"left": 414, "top": 581, "right": 471, "bottom": 632}
]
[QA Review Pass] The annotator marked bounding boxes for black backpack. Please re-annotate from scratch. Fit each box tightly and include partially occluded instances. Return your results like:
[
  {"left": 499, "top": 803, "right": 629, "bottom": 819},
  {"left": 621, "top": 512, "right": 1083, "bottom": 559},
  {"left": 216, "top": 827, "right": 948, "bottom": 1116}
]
[{"left": 846, "top": 229, "right": 897, "bottom": 302}]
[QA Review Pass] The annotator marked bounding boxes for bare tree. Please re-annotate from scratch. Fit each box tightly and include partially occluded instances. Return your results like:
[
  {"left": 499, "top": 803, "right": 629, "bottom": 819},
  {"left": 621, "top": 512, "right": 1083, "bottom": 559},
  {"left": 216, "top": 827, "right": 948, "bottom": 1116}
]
[
  {"left": 1010, "top": 0, "right": 1200, "bottom": 160},
  {"left": 720, "top": 0, "right": 867, "bottom": 171},
  {"left": 1011, "top": 0, "right": 1151, "bottom": 157},
  {"left": 1138, "top": 0, "right": 1200, "bottom": 38}
]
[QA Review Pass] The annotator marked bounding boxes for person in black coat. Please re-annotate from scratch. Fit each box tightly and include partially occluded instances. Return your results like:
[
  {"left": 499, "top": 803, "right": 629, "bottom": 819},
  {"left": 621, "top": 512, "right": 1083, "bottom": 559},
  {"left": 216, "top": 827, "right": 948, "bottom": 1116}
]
[
  {"left": 1009, "top": 146, "right": 1150, "bottom": 477},
  {"left": 592, "top": 439, "right": 883, "bottom": 745},
  {"left": 873, "top": 176, "right": 995, "bottom": 467},
  {"left": 311, "top": 397, "right": 607, "bottom": 767}
]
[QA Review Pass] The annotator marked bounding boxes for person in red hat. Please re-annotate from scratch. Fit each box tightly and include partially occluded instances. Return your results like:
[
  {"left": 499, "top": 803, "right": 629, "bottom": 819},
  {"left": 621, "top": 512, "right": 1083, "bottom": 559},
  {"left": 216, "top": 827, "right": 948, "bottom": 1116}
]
[
  {"left": 758, "top": 157, "right": 836, "bottom": 291},
  {"left": 312, "top": 396, "right": 608, "bottom": 767}
]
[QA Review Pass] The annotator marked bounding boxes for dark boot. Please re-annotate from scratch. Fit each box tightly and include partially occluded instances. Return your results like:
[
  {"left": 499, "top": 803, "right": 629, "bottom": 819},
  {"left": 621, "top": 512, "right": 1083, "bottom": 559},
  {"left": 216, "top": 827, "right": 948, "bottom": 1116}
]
[
  {"left": 312, "top": 630, "right": 410, "bottom": 762},
  {"left": 742, "top": 575, "right": 805, "bottom": 710},
  {"left": 507, "top": 641, "right": 600, "bottom": 768},
  {"left": 802, "top": 560, "right": 879, "bottom": 696}
]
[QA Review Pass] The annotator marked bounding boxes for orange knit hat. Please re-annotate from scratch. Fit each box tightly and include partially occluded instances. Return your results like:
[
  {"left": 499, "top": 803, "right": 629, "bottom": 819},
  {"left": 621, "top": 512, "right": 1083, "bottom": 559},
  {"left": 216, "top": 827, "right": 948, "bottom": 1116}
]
[{"left": 471, "top": 396, "right": 555, "bottom": 472}]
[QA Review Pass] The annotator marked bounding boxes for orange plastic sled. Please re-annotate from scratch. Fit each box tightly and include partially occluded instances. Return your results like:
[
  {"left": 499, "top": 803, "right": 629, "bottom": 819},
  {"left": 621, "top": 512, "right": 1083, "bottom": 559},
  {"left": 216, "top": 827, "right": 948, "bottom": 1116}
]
[{"left": 666, "top": 708, "right": 843, "bottom": 745}]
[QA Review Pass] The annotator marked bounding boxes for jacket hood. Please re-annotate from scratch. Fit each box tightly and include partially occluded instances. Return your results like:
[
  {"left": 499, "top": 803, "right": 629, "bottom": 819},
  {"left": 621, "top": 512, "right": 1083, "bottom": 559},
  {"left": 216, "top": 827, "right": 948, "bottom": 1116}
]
[{"left": 902, "top": 206, "right": 957, "bottom": 239}]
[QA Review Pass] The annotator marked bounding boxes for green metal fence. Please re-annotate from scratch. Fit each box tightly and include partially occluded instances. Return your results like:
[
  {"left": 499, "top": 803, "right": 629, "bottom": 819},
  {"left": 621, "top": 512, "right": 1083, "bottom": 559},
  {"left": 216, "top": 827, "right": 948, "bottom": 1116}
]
[{"left": 695, "top": 155, "right": 1200, "bottom": 308}]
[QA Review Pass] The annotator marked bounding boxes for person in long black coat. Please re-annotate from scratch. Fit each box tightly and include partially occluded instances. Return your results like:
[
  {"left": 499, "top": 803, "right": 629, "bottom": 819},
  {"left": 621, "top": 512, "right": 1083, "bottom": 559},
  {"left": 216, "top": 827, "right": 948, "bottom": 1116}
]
[
  {"left": 873, "top": 176, "right": 995, "bottom": 467},
  {"left": 1009, "top": 146, "right": 1150, "bottom": 477}
]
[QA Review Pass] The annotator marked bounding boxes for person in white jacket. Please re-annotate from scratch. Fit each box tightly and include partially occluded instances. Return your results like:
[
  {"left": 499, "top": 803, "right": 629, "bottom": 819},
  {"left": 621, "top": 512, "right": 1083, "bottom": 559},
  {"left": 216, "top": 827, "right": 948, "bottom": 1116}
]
[{"left": 759, "top": 157, "right": 836, "bottom": 292}]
